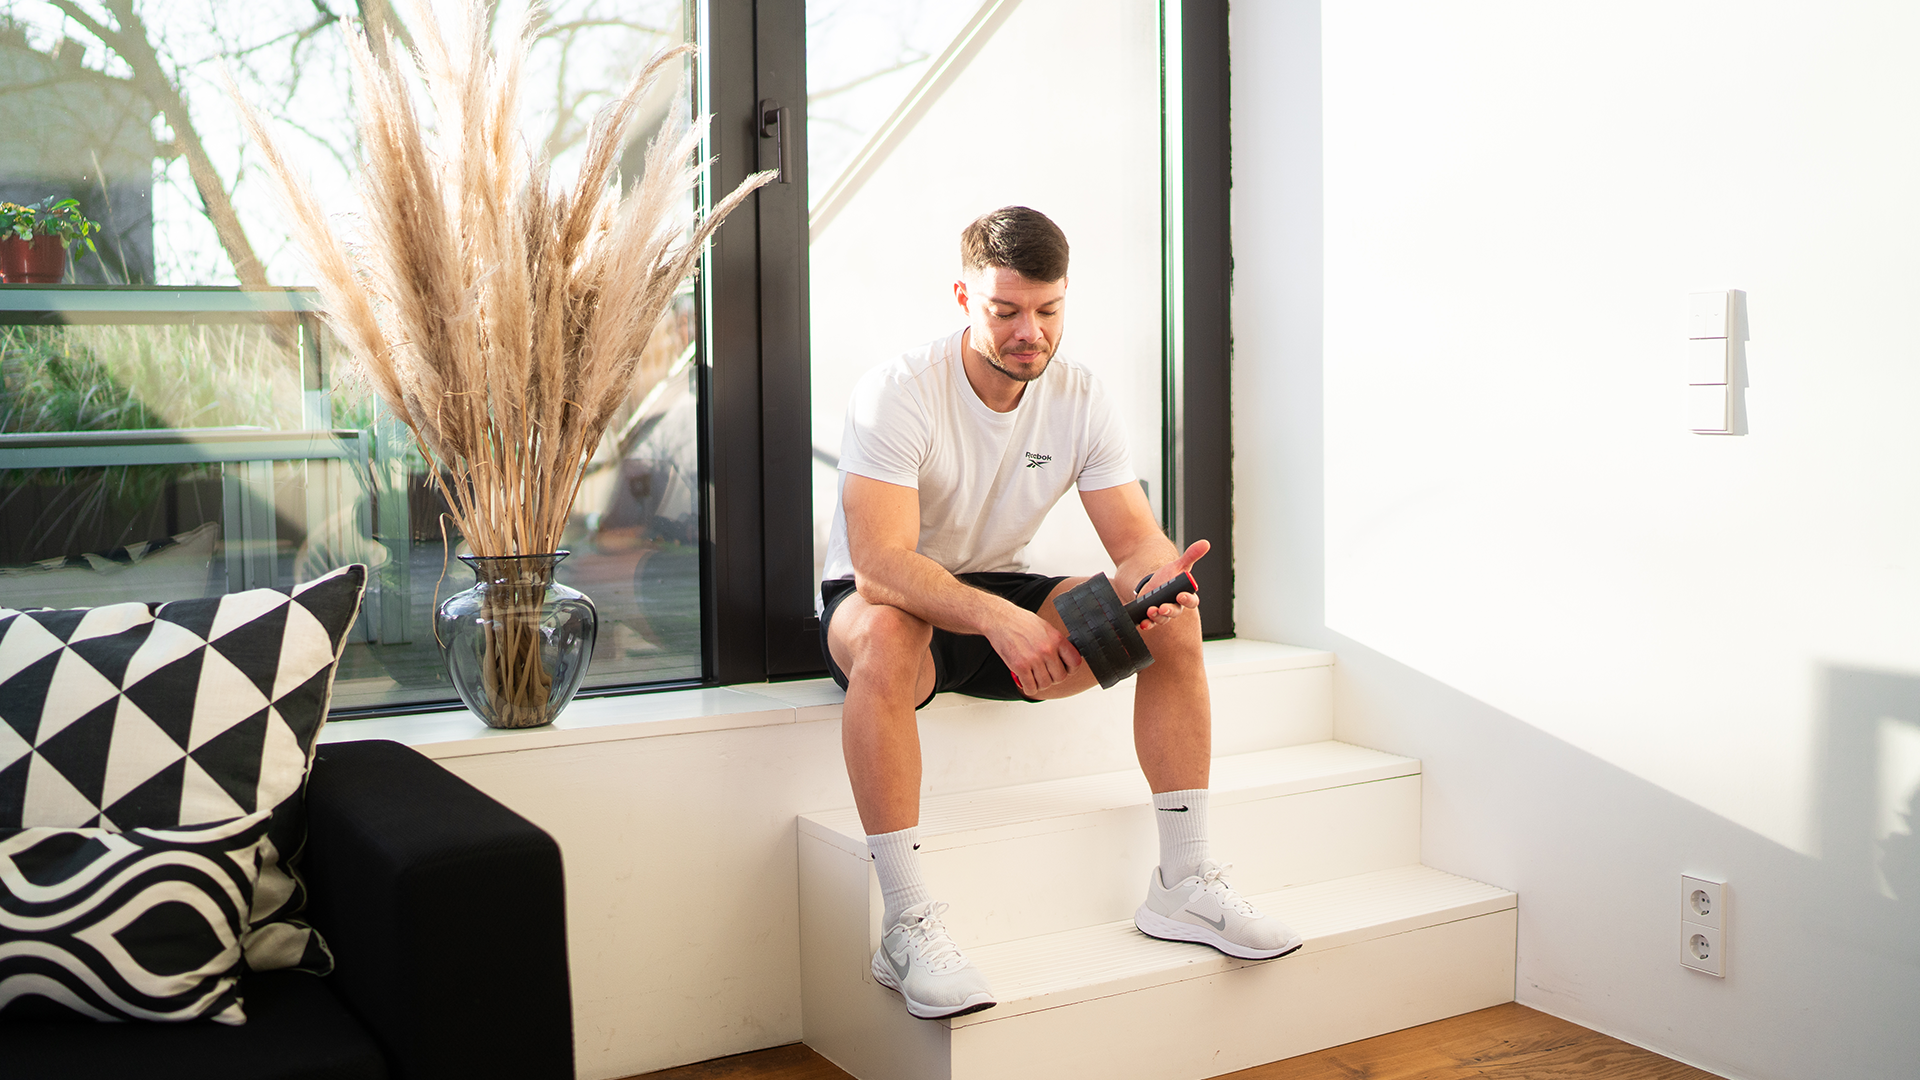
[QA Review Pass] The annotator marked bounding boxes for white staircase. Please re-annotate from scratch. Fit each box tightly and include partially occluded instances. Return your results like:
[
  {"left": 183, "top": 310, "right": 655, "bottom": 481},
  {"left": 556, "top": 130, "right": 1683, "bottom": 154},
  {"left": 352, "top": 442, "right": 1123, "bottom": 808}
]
[{"left": 796, "top": 642, "right": 1516, "bottom": 1080}]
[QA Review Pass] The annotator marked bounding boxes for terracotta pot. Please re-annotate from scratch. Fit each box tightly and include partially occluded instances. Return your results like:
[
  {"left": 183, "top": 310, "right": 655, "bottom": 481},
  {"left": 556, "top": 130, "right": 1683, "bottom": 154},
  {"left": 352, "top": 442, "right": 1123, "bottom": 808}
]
[{"left": 0, "top": 235, "right": 66, "bottom": 284}]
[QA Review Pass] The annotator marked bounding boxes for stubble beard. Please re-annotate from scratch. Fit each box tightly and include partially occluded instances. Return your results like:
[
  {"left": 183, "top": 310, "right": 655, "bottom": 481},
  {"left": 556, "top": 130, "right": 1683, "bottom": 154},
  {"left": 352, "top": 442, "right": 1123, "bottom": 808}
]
[{"left": 979, "top": 334, "right": 1054, "bottom": 384}]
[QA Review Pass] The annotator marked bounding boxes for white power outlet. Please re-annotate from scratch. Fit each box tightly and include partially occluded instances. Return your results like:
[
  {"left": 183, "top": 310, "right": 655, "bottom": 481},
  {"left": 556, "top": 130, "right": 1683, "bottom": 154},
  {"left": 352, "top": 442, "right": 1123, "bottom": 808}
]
[
  {"left": 1682, "top": 875, "right": 1725, "bottom": 929},
  {"left": 1681, "top": 875, "right": 1727, "bottom": 977},
  {"left": 1682, "top": 924, "right": 1725, "bottom": 976}
]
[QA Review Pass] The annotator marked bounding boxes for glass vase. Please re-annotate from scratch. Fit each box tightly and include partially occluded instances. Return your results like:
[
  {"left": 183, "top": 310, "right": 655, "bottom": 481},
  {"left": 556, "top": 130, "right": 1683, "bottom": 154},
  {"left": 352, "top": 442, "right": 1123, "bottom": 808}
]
[{"left": 436, "top": 553, "right": 597, "bottom": 729}]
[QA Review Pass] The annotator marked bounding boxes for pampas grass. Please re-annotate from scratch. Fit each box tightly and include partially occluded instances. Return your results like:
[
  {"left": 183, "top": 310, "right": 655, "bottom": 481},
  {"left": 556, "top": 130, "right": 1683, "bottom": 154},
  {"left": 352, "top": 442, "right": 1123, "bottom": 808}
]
[
  {"left": 236, "top": 0, "right": 770, "bottom": 725},
  {"left": 239, "top": 0, "right": 767, "bottom": 559}
]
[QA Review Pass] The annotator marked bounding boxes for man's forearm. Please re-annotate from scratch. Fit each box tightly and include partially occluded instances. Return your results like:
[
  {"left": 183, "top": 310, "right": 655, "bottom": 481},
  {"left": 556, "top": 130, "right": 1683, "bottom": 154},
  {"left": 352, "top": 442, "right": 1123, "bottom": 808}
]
[{"left": 853, "top": 546, "right": 1016, "bottom": 636}]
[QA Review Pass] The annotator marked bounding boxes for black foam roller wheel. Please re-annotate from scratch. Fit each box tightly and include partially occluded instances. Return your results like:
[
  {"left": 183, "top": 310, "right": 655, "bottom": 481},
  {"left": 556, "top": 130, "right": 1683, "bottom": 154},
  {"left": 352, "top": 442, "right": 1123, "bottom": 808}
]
[{"left": 1054, "top": 573, "right": 1154, "bottom": 690}]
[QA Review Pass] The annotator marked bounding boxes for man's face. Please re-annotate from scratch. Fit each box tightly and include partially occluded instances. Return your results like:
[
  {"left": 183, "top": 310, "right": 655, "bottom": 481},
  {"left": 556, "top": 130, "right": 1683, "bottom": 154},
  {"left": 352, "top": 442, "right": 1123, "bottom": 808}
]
[{"left": 955, "top": 266, "right": 1067, "bottom": 383}]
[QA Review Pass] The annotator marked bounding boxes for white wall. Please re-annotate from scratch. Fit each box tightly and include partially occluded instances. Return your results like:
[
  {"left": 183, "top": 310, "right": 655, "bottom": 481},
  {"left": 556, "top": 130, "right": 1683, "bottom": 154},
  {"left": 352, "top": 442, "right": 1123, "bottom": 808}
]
[{"left": 1232, "top": 4, "right": 1920, "bottom": 1079}]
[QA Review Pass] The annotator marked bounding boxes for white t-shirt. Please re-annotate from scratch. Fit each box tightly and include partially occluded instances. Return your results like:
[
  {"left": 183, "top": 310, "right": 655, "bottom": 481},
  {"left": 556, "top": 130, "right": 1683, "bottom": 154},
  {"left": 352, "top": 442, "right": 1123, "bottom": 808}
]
[{"left": 821, "top": 328, "right": 1136, "bottom": 582}]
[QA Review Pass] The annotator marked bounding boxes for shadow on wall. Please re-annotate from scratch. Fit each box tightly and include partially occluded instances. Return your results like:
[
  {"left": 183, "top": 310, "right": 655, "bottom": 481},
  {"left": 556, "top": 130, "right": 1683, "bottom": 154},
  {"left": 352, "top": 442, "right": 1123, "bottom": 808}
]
[
  {"left": 1327, "top": 638, "right": 1920, "bottom": 1080},
  {"left": 1822, "top": 667, "right": 1920, "bottom": 915}
]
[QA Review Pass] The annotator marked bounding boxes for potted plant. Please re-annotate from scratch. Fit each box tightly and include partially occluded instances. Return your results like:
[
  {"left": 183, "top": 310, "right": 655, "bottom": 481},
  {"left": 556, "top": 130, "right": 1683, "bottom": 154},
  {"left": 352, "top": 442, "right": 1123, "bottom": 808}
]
[
  {"left": 0, "top": 197, "right": 99, "bottom": 284},
  {"left": 240, "top": 1, "right": 771, "bottom": 728}
]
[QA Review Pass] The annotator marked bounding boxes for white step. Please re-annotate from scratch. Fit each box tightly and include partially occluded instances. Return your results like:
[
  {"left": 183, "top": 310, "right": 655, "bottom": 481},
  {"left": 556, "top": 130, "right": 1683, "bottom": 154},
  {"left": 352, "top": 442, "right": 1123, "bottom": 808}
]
[
  {"left": 798, "top": 740, "right": 1517, "bottom": 1080},
  {"left": 911, "top": 642, "right": 1334, "bottom": 797},
  {"left": 800, "top": 742, "right": 1422, "bottom": 948},
  {"left": 800, "top": 863, "right": 1516, "bottom": 1080}
]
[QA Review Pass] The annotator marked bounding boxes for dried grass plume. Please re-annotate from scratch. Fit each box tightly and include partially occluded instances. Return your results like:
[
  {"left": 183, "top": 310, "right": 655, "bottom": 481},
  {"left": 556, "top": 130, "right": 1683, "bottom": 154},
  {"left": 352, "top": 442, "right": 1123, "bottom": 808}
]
[{"left": 236, "top": 0, "right": 771, "bottom": 558}]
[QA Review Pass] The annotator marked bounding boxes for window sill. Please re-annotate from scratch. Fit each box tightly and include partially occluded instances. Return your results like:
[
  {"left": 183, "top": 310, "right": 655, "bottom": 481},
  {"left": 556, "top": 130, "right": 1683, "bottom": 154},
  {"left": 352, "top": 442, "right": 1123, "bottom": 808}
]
[{"left": 317, "top": 638, "right": 1332, "bottom": 760}]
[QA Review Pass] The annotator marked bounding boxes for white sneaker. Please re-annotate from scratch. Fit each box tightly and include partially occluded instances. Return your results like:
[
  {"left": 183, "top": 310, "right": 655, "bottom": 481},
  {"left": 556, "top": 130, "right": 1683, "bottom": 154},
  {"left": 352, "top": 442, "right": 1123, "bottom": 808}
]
[
  {"left": 1135, "top": 860, "right": 1305, "bottom": 960},
  {"left": 871, "top": 901, "right": 997, "bottom": 1020}
]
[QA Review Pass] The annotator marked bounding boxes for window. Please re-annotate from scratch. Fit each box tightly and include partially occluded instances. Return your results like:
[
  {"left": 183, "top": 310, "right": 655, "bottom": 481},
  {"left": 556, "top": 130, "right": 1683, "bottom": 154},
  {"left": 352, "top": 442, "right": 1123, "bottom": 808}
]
[
  {"left": 0, "top": 1, "right": 1231, "bottom": 714},
  {"left": 806, "top": 0, "right": 1168, "bottom": 586},
  {"left": 800, "top": 0, "right": 1234, "bottom": 635},
  {"left": 0, "top": 3, "right": 712, "bottom": 713}
]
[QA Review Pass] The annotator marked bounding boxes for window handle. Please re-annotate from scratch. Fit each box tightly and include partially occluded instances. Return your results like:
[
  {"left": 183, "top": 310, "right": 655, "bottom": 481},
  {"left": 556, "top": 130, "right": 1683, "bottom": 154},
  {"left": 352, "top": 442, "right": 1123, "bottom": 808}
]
[{"left": 758, "top": 99, "right": 790, "bottom": 184}]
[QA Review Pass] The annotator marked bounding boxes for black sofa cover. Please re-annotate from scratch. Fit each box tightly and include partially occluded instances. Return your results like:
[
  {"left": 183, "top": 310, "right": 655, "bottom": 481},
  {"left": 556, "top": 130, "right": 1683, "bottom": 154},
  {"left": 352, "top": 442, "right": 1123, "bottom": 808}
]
[{"left": 0, "top": 739, "right": 573, "bottom": 1080}]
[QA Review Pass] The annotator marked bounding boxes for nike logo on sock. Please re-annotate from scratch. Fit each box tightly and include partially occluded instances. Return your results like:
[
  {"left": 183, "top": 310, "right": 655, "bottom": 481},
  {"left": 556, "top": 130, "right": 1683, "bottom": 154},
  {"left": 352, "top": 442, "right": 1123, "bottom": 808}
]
[{"left": 1158, "top": 805, "right": 1189, "bottom": 812}]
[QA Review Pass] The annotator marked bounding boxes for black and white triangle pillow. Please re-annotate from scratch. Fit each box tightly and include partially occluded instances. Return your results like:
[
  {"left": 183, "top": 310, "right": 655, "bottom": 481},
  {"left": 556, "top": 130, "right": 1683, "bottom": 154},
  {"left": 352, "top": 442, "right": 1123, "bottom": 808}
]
[
  {"left": 0, "top": 812, "right": 271, "bottom": 1023},
  {"left": 0, "top": 564, "right": 366, "bottom": 974}
]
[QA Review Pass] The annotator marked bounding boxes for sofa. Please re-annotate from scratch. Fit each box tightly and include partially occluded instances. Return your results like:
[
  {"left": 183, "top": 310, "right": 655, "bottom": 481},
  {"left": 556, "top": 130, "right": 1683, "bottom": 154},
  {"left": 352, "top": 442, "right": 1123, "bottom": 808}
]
[{"left": 0, "top": 739, "right": 574, "bottom": 1080}]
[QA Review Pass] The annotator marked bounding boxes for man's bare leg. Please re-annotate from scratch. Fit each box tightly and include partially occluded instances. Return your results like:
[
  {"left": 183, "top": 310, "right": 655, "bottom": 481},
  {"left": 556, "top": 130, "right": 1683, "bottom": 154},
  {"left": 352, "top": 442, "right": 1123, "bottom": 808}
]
[
  {"left": 1129, "top": 610, "right": 1211, "bottom": 792},
  {"left": 1029, "top": 576, "right": 1296, "bottom": 956},
  {"left": 828, "top": 592, "right": 998, "bottom": 1019},
  {"left": 1028, "top": 577, "right": 1211, "bottom": 794},
  {"left": 828, "top": 594, "right": 938, "bottom": 835},
  {"left": 1043, "top": 581, "right": 1301, "bottom": 958}
]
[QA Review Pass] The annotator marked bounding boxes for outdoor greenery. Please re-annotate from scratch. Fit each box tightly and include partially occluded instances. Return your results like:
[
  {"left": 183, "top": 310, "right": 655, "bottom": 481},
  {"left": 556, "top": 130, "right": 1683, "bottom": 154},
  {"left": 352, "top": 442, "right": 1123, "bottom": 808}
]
[
  {"left": 0, "top": 197, "right": 102, "bottom": 252},
  {"left": 0, "top": 322, "right": 307, "bottom": 552},
  {"left": 0, "top": 322, "right": 297, "bottom": 435}
]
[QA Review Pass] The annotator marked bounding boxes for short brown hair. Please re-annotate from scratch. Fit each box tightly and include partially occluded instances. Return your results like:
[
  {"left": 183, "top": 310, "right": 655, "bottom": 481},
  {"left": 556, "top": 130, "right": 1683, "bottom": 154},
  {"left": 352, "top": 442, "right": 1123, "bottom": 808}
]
[{"left": 960, "top": 206, "right": 1069, "bottom": 282}]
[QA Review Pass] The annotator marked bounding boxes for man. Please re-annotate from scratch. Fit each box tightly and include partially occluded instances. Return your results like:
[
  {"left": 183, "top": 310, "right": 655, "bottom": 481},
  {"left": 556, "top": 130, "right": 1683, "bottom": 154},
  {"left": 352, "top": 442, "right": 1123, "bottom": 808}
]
[{"left": 819, "top": 206, "right": 1301, "bottom": 1021}]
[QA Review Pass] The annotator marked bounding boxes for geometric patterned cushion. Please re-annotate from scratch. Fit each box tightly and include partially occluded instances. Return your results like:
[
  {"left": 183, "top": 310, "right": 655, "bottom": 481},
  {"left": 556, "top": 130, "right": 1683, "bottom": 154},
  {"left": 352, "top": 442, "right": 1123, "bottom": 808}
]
[
  {"left": 0, "top": 564, "right": 366, "bottom": 974},
  {"left": 0, "top": 812, "right": 271, "bottom": 1024}
]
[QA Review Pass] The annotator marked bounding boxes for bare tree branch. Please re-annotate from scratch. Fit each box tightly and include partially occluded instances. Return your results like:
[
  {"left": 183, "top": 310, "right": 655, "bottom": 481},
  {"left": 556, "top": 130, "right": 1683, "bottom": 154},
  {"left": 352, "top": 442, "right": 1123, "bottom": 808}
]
[
  {"left": 355, "top": 0, "right": 414, "bottom": 65},
  {"left": 527, "top": 12, "right": 681, "bottom": 162},
  {"left": 0, "top": 69, "right": 114, "bottom": 97},
  {"left": 208, "top": 9, "right": 338, "bottom": 62},
  {"left": 266, "top": 109, "right": 359, "bottom": 179},
  {"left": 541, "top": 30, "right": 576, "bottom": 160},
  {"left": 51, "top": 0, "right": 270, "bottom": 288},
  {"left": 809, "top": 53, "right": 931, "bottom": 104},
  {"left": 534, "top": 18, "right": 673, "bottom": 36}
]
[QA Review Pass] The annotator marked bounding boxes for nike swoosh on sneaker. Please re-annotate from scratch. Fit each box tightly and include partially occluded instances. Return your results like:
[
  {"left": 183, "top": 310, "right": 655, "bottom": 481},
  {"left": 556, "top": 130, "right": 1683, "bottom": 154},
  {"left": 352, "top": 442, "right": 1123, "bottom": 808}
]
[
  {"left": 1194, "top": 911, "right": 1227, "bottom": 931},
  {"left": 888, "top": 948, "right": 912, "bottom": 981}
]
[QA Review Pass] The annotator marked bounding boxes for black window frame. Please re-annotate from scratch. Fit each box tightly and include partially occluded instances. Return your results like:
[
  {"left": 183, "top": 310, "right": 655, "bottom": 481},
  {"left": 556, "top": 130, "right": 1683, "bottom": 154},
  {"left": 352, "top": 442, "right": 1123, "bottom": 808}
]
[
  {"left": 698, "top": 0, "right": 817, "bottom": 685},
  {"left": 1169, "top": 0, "right": 1234, "bottom": 639}
]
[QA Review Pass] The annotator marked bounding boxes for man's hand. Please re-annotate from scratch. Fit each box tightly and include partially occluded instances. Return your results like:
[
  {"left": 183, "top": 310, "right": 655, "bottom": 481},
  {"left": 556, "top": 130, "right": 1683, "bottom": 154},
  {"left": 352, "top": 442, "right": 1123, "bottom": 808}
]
[
  {"left": 1131, "top": 539, "right": 1208, "bottom": 631},
  {"left": 1079, "top": 483, "right": 1207, "bottom": 633},
  {"left": 845, "top": 474, "right": 1081, "bottom": 692},
  {"left": 985, "top": 605, "right": 1081, "bottom": 693}
]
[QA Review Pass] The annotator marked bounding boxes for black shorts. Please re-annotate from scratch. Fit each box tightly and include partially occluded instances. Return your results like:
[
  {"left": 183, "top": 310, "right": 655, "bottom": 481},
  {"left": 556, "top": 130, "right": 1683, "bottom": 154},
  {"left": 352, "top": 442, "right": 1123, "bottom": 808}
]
[{"left": 818, "top": 572, "right": 1067, "bottom": 709}]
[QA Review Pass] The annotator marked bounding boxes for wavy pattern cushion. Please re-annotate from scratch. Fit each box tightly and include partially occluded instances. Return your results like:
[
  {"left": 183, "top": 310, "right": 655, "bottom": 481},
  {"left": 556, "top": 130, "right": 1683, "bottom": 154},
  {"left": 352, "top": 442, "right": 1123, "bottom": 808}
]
[
  {"left": 0, "top": 812, "right": 271, "bottom": 1023},
  {"left": 0, "top": 564, "right": 366, "bottom": 974}
]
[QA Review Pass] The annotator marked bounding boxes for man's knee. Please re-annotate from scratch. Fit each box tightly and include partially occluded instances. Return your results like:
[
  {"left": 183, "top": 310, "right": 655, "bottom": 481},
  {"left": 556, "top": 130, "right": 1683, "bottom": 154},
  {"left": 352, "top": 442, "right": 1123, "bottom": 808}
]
[
  {"left": 1141, "top": 613, "right": 1205, "bottom": 673},
  {"left": 837, "top": 601, "right": 933, "bottom": 675}
]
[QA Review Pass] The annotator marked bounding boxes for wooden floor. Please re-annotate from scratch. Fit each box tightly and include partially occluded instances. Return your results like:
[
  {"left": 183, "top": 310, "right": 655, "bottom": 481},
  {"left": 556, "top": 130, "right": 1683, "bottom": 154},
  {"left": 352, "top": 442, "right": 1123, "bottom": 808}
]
[{"left": 627, "top": 1003, "right": 1725, "bottom": 1080}]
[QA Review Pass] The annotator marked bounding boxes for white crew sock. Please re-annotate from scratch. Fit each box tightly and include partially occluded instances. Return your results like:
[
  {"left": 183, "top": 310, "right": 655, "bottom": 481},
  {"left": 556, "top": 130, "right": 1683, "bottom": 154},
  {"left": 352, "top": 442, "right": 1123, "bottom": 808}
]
[
  {"left": 1153, "top": 788, "right": 1210, "bottom": 885},
  {"left": 868, "top": 827, "right": 932, "bottom": 930}
]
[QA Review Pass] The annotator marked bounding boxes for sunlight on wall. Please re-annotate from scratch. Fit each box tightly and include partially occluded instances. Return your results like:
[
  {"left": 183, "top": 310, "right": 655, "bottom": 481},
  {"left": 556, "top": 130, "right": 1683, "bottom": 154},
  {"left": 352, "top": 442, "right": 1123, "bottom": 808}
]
[{"left": 1319, "top": 0, "right": 1920, "bottom": 855}]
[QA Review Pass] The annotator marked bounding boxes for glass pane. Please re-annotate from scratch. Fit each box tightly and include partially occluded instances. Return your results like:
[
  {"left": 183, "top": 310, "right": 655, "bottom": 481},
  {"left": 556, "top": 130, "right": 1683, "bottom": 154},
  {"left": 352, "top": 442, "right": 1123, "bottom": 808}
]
[
  {"left": 0, "top": 3, "right": 704, "bottom": 712},
  {"left": 805, "top": 0, "right": 1166, "bottom": 588}
]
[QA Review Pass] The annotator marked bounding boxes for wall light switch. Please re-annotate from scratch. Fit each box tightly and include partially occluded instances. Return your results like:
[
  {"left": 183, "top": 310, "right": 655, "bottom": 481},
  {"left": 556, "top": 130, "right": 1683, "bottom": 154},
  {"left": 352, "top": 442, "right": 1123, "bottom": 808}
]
[
  {"left": 1687, "top": 337, "right": 1730, "bottom": 384},
  {"left": 1687, "top": 383, "right": 1731, "bottom": 433},
  {"left": 1689, "top": 291, "right": 1731, "bottom": 339}
]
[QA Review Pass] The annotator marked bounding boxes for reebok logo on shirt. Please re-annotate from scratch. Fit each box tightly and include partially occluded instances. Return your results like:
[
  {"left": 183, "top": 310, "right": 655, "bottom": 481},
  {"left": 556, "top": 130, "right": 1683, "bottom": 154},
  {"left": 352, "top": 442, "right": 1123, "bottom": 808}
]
[{"left": 1024, "top": 452, "right": 1052, "bottom": 469}]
